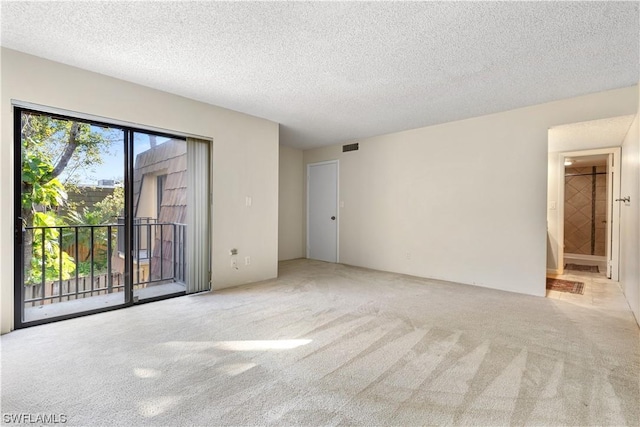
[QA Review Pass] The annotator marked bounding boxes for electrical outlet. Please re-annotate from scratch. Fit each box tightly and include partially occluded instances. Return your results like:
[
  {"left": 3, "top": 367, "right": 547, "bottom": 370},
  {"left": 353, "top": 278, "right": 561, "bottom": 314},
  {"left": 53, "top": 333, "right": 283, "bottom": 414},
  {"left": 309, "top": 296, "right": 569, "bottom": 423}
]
[
  {"left": 245, "top": 256, "right": 251, "bottom": 265},
  {"left": 231, "top": 258, "right": 238, "bottom": 269},
  {"left": 405, "top": 252, "right": 411, "bottom": 260}
]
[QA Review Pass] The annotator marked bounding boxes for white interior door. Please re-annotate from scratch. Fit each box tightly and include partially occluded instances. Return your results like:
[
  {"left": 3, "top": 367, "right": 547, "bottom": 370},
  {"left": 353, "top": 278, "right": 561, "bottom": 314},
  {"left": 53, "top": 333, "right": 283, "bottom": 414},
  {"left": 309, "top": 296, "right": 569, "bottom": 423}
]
[{"left": 307, "top": 161, "right": 338, "bottom": 262}]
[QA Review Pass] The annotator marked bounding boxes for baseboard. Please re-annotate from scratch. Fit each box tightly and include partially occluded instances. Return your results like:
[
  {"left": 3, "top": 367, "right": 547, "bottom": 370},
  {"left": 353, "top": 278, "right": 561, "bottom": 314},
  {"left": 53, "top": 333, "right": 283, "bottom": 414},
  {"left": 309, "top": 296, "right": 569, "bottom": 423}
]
[
  {"left": 546, "top": 268, "right": 562, "bottom": 276},
  {"left": 564, "top": 253, "right": 606, "bottom": 262}
]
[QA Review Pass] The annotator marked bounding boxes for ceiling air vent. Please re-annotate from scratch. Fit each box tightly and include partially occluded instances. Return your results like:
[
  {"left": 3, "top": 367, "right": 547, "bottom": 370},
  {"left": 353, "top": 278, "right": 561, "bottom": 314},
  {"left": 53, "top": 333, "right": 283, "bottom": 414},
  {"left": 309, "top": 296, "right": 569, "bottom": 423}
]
[{"left": 342, "top": 143, "right": 359, "bottom": 152}]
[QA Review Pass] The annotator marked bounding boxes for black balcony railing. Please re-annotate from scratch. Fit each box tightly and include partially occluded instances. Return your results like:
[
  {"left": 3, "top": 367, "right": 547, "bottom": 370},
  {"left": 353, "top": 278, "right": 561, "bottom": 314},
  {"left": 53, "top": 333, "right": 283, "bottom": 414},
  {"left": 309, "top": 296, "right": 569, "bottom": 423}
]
[{"left": 22, "top": 220, "right": 186, "bottom": 307}]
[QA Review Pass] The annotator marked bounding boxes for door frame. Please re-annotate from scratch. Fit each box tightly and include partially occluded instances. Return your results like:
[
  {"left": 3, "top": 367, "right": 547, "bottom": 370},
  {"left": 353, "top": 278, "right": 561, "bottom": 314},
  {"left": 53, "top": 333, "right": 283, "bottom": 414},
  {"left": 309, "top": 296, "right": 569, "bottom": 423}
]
[
  {"left": 12, "top": 106, "right": 190, "bottom": 329},
  {"left": 306, "top": 160, "right": 339, "bottom": 262},
  {"left": 557, "top": 147, "right": 621, "bottom": 280},
  {"left": 13, "top": 106, "right": 134, "bottom": 329}
]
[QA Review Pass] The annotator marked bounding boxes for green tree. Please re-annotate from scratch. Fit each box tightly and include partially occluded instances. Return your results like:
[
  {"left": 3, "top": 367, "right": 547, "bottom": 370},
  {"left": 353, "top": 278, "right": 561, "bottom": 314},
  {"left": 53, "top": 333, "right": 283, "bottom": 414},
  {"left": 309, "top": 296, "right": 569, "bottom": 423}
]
[
  {"left": 21, "top": 112, "right": 116, "bottom": 285},
  {"left": 26, "top": 212, "right": 76, "bottom": 284},
  {"left": 65, "top": 187, "right": 124, "bottom": 273},
  {"left": 21, "top": 148, "right": 73, "bottom": 284}
]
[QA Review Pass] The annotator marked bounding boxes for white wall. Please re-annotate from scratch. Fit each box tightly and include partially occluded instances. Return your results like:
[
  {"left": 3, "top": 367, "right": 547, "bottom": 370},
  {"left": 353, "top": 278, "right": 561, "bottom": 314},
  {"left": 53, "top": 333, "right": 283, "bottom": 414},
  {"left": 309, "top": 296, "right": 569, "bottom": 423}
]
[
  {"left": 0, "top": 48, "right": 280, "bottom": 333},
  {"left": 619, "top": 86, "right": 640, "bottom": 325},
  {"left": 304, "top": 86, "right": 638, "bottom": 297},
  {"left": 278, "top": 145, "right": 304, "bottom": 260},
  {"left": 546, "top": 152, "right": 562, "bottom": 272}
]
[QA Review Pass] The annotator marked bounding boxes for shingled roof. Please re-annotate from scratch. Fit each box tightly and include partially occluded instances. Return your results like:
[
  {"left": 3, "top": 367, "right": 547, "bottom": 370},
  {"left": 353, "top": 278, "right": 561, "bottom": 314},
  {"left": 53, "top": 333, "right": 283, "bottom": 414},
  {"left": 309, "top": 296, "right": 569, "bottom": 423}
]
[{"left": 133, "top": 139, "right": 187, "bottom": 282}]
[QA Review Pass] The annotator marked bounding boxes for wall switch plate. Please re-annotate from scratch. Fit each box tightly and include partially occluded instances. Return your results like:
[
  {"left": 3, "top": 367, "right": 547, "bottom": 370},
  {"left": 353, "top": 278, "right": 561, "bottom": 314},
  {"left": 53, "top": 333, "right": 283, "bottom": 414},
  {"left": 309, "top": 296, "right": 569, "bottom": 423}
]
[
  {"left": 245, "top": 196, "right": 252, "bottom": 207},
  {"left": 245, "top": 256, "right": 251, "bottom": 265},
  {"left": 549, "top": 201, "right": 557, "bottom": 210}
]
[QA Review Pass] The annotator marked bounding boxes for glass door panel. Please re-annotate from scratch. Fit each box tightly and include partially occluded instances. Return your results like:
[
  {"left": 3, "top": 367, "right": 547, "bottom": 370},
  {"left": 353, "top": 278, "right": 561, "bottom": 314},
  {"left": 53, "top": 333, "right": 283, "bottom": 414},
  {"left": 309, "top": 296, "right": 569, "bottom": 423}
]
[
  {"left": 131, "top": 131, "right": 187, "bottom": 302},
  {"left": 17, "top": 110, "right": 127, "bottom": 324}
]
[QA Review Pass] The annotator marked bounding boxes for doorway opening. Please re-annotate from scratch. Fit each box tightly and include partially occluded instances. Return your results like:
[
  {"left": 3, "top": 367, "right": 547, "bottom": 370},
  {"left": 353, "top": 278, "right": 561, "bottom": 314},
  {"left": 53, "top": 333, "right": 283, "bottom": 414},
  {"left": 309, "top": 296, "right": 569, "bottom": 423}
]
[
  {"left": 562, "top": 154, "right": 610, "bottom": 276},
  {"left": 558, "top": 148, "right": 621, "bottom": 281}
]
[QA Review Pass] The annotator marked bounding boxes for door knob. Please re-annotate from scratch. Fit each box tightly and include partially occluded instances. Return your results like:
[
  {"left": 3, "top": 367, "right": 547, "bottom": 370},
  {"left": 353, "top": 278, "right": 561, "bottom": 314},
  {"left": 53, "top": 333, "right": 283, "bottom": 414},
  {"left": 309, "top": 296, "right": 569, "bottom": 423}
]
[{"left": 331, "top": 216, "right": 336, "bottom": 220}]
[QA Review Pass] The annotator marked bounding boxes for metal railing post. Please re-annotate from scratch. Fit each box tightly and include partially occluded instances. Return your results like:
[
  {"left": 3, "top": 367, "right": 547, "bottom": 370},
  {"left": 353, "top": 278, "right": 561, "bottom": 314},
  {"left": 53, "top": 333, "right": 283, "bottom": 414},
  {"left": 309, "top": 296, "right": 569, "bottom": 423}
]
[
  {"left": 181, "top": 225, "right": 186, "bottom": 283},
  {"left": 90, "top": 226, "right": 95, "bottom": 296},
  {"left": 74, "top": 227, "right": 79, "bottom": 299},
  {"left": 173, "top": 223, "right": 177, "bottom": 281},
  {"left": 40, "top": 230, "right": 46, "bottom": 303},
  {"left": 58, "top": 227, "right": 63, "bottom": 302},
  {"left": 147, "top": 220, "right": 152, "bottom": 281},
  {"left": 136, "top": 220, "right": 140, "bottom": 286},
  {"left": 160, "top": 225, "right": 164, "bottom": 280},
  {"left": 107, "top": 225, "right": 113, "bottom": 294}
]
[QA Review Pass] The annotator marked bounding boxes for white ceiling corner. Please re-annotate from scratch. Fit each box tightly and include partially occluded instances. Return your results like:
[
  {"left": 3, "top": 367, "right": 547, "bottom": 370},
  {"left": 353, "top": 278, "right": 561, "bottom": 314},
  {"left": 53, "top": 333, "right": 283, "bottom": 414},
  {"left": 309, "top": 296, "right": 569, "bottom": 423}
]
[{"left": 1, "top": 1, "right": 638, "bottom": 150}]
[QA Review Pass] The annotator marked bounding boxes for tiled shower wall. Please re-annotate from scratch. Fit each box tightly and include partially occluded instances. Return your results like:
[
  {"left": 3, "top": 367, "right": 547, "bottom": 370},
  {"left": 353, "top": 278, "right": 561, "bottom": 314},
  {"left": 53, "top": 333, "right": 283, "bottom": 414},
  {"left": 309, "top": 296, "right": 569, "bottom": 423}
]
[{"left": 564, "top": 166, "right": 607, "bottom": 256}]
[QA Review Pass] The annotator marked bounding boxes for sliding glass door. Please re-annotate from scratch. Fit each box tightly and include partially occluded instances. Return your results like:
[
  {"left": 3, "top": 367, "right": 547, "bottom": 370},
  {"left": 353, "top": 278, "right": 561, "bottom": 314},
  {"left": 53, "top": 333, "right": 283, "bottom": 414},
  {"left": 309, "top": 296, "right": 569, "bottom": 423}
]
[
  {"left": 15, "top": 109, "right": 127, "bottom": 324},
  {"left": 131, "top": 131, "right": 187, "bottom": 302},
  {"left": 14, "top": 107, "right": 206, "bottom": 328}
]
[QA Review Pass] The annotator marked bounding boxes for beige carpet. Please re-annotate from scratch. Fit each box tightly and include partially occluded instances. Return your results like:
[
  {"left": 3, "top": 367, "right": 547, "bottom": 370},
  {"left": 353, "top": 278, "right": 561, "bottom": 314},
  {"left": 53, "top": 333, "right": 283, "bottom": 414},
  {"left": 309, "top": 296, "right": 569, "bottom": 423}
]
[{"left": 1, "top": 259, "right": 639, "bottom": 426}]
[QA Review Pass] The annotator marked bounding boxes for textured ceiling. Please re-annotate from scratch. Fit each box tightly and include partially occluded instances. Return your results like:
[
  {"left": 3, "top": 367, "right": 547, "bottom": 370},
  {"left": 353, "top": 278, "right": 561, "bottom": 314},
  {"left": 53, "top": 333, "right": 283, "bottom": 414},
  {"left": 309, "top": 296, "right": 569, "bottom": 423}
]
[
  {"left": 548, "top": 115, "right": 636, "bottom": 152},
  {"left": 1, "top": 1, "right": 638, "bottom": 149}
]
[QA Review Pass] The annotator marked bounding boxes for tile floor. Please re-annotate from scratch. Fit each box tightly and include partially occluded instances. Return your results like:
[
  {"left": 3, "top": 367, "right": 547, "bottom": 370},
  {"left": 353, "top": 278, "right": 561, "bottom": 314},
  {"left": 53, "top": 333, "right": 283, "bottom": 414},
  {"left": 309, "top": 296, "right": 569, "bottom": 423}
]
[{"left": 546, "top": 258, "right": 632, "bottom": 318}]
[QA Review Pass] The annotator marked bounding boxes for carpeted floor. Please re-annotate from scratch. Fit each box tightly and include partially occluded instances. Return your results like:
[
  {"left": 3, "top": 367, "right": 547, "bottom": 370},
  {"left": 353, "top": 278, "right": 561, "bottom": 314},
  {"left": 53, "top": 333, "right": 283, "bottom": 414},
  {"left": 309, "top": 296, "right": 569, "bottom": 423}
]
[
  {"left": 546, "top": 278, "right": 585, "bottom": 295},
  {"left": 1, "top": 259, "right": 639, "bottom": 426}
]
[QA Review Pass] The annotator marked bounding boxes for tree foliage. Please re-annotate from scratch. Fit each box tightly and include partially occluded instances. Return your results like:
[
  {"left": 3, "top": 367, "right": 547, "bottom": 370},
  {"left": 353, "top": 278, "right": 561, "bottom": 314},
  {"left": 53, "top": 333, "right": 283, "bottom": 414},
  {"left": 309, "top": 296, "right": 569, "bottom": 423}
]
[
  {"left": 26, "top": 212, "right": 76, "bottom": 284},
  {"left": 65, "top": 187, "right": 124, "bottom": 272},
  {"left": 67, "top": 187, "right": 124, "bottom": 226},
  {"left": 21, "top": 112, "right": 117, "bottom": 285}
]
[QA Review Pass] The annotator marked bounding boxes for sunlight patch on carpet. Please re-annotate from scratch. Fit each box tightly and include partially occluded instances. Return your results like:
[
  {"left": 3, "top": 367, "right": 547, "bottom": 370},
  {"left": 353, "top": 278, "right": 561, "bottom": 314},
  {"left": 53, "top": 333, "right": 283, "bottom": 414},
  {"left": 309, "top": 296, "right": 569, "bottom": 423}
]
[
  {"left": 133, "top": 367, "right": 161, "bottom": 378},
  {"left": 137, "top": 396, "right": 181, "bottom": 418},
  {"left": 214, "top": 339, "right": 312, "bottom": 351},
  {"left": 164, "top": 339, "right": 312, "bottom": 352},
  {"left": 216, "top": 363, "right": 257, "bottom": 376}
]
